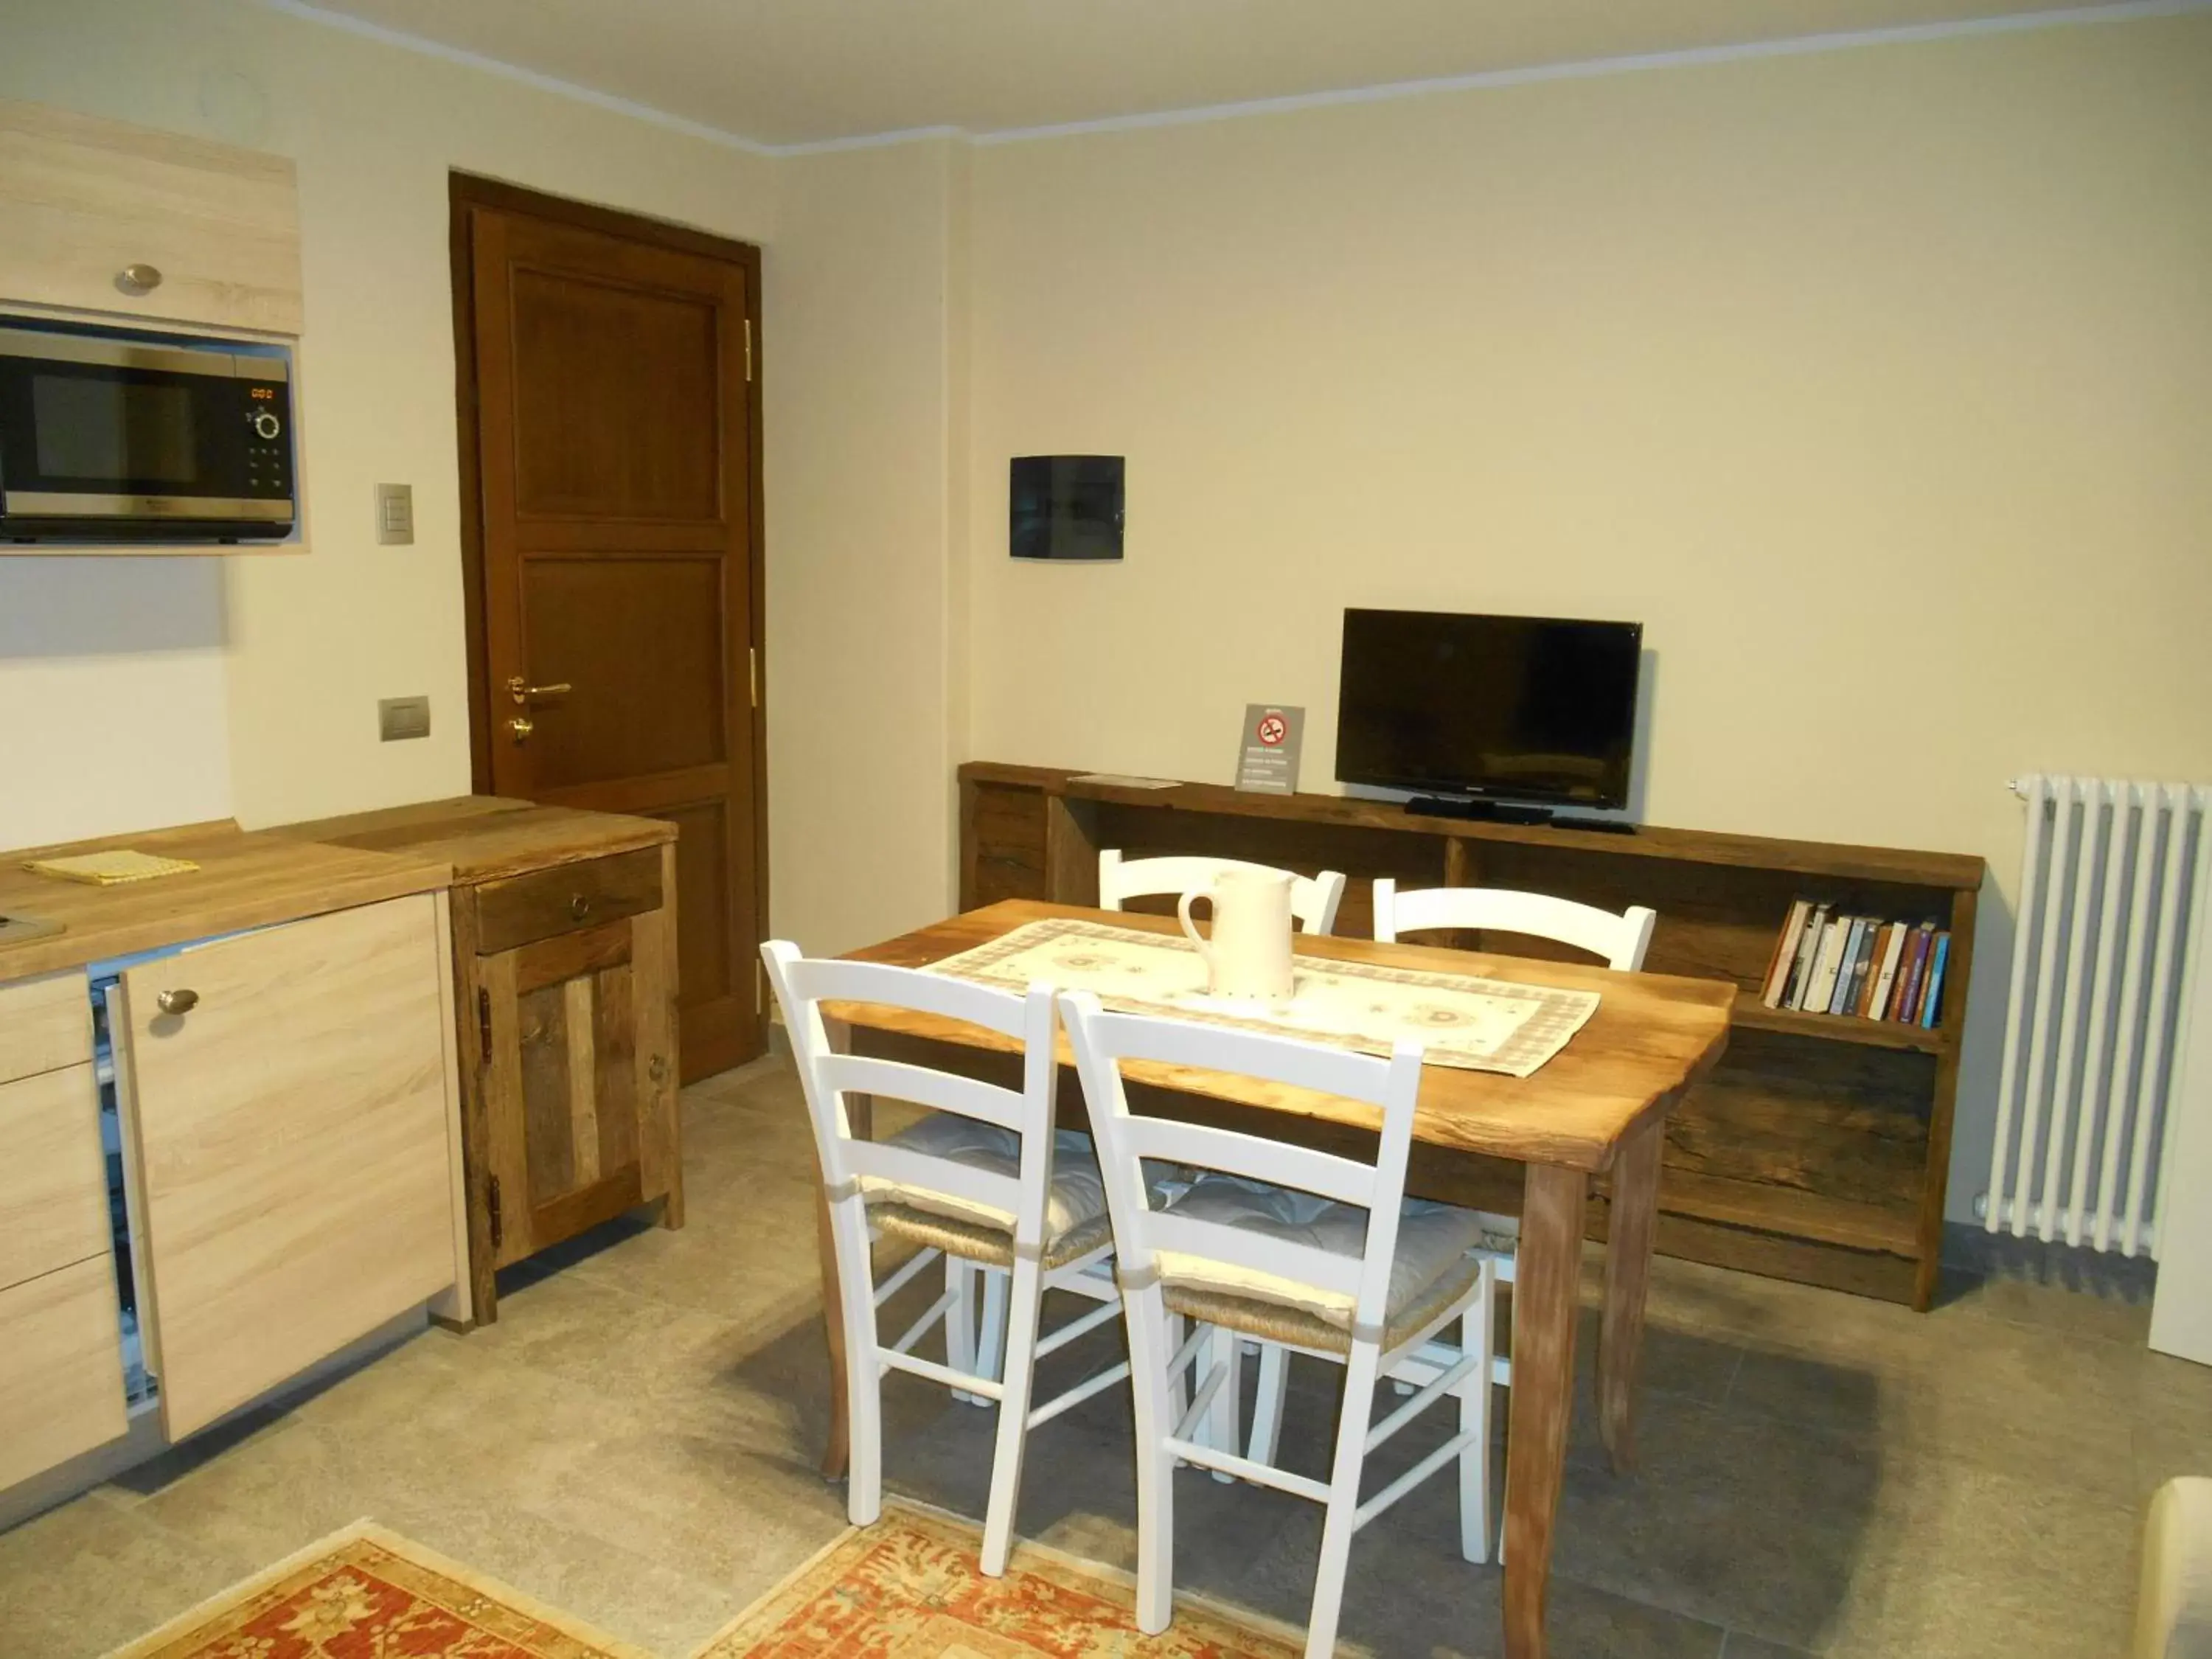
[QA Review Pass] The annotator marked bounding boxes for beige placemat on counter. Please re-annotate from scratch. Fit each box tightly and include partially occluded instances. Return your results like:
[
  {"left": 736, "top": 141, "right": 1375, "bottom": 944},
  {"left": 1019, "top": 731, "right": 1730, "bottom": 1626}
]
[{"left": 924, "top": 916, "right": 1598, "bottom": 1078}]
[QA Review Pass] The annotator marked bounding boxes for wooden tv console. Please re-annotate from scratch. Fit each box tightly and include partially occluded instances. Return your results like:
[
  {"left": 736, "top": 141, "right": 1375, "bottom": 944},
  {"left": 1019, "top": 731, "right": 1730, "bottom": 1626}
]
[{"left": 959, "top": 762, "right": 1986, "bottom": 1310}]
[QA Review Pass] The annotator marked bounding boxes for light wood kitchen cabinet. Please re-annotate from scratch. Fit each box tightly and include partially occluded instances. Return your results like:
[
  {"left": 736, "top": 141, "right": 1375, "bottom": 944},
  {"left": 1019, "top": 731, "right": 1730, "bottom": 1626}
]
[
  {"left": 0, "top": 967, "right": 126, "bottom": 1489},
  {"left": 0, "top": 1259, "right": 128, "bottom": 1492},
  {"left": 0, "top": 100, "right": 303, "bottom": 334},
  {"left": 114, "top": 894, "right": 457, "bottom": 1439},
  {"left": 0, "top": 1065, "right": 111, "bottom": 1289}
]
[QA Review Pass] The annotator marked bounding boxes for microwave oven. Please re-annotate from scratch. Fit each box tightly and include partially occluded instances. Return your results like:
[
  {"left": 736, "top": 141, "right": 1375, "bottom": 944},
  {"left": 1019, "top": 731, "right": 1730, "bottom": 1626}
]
[{"left": 0, "top": 323, "right": 295, "bottom": 543}]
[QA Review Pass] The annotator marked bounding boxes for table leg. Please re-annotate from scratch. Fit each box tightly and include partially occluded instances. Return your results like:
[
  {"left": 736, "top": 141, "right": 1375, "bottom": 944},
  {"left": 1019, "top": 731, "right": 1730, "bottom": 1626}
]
[
  {"left": 1503, "top": 1163, "right": 1587, "bottom": 1659},
  {"left": 1597, "top": 1112, "right": 1665, "bottom": 1475}
]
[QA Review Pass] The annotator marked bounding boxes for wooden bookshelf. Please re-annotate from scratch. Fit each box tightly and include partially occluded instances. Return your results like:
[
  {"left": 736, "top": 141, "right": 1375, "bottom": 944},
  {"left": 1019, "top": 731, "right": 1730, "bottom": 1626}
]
[{"left": 958, "top": 762, "right": 1986, "bottom": 1310}]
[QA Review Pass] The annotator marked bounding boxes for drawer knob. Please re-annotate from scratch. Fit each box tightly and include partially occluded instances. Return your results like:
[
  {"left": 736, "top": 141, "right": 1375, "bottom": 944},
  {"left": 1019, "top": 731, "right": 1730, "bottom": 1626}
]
[
  {"left": 156, "top": 987, "right": 198, "bottom": 1015},
  {"left": 649, "top": 1054, "right": 669, "bottom": 1085},
  {"left": 116, "top": 262, "right": 164, "bottom": 296},
  {"left": 568, "top": 894, "right": 591, "bottom": 921}
]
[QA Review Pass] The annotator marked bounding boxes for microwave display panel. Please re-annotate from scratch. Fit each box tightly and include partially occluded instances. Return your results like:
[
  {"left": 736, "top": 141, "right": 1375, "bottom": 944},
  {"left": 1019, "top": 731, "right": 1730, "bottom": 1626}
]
[{"left": 34, "top": 375, "right": 198, "bottom": 483}]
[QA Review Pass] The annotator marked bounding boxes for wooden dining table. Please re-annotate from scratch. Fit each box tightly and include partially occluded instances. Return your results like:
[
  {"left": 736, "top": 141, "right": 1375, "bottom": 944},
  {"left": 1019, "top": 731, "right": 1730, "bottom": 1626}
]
[{"left": 815, "top": 899, "right": 1735, "bottom": 1659}]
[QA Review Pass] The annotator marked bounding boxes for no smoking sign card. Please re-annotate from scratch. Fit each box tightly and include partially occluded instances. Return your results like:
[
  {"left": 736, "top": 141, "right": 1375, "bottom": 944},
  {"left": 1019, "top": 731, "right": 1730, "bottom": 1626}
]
[{"left": 1235, "top": 703, "right": 1304, "bottom": 795}]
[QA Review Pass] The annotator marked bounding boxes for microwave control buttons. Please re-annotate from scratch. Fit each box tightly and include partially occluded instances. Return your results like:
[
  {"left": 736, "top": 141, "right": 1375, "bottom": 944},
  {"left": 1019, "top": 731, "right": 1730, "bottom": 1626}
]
[{"left": 251, "top": 411, "right": 282, "bottom": 442}]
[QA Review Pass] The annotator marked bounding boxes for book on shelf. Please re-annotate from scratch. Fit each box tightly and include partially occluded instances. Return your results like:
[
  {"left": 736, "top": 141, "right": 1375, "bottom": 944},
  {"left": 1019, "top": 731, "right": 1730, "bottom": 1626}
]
[
  {"left": 1760, "top": 903, "right": 1950, "bottom": 1026},
  {"left": 1893, "top": 920, "right": 1938, "bottom": 1023},
  {"left": 1837, "top": 919, "right": 1877, "bottom": 1016},
  {"left": 1852, "top": 922, "right": 1889, "bottom": 1016},
  {"left": 1762, "top": 899, "right": 1812, "bottom": 1007},
  {"left": 1867, "top": 922, "right": 1907, "bottom": 1019},
  {"left": 1783, "top": 902, "right": 1830, "bottom": 1010},
  {"left": 1803, "top": 916, "right": 1849, "bottom": 1013},
  {"left": 1919, "top": 932, "right": 1952, "bottom": 1028}
]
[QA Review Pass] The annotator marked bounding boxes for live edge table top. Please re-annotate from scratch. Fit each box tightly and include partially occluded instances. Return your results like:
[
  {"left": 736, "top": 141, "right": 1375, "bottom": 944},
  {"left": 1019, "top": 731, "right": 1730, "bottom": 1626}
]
[{"left": 841, "top": 899, "right": 1735, "bottom": 1174}]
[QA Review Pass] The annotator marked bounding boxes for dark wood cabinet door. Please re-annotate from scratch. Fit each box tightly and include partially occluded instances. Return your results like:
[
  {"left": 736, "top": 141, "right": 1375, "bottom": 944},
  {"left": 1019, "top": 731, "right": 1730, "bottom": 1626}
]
[
  {"left": 479, "top": 899, "right": 680, "bottom": 1270},
  {"left": 462, "top": 191, "right": 762, "bottom": 1079}
]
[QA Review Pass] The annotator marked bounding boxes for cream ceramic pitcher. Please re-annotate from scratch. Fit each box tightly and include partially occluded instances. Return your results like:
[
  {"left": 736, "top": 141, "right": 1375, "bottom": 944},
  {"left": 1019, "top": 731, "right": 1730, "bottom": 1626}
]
[{"left": 1178, "top": 867, "right": 1296, "bottom": 1001}]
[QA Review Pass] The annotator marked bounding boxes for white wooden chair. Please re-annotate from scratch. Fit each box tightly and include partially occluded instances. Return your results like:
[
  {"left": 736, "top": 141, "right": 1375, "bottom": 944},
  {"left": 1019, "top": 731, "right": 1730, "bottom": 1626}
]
[
  {"left": 1371, "top": 877, "right": 1656, "bottom": 970},
  {"left": 1060, "top": 991, "right": 1505, "bottom": 1659},
  {"left": 762, "top": 942, "right": 1130, "bottom": 1576},
  {"left": 1099, "top": 850, "right": 1348, "bottom": 936}
]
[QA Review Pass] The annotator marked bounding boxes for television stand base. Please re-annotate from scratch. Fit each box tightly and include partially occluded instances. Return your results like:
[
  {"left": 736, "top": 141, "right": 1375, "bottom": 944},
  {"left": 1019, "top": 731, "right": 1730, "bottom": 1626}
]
[
  {"left": 1406, "top": 796, "right": 1554, "bottom": 826},
  {"left": 1405, "top": 798, "right": 1642, "bottom": 835}
]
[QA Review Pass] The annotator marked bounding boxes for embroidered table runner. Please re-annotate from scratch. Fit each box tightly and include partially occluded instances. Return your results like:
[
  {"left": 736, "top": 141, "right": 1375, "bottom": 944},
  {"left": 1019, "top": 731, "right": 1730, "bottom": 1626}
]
[{"left": 924, "top": 917, "right": 1600, "bottom": 1078}]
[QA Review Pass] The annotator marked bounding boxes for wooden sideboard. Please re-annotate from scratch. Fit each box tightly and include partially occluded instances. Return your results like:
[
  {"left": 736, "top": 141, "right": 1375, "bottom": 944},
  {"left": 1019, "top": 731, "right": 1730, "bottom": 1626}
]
[
  {"left": 277, "top": 798, "right": 683, "bottom": 1324},
  {"left": 959, "top": 762, "right": 1987, "bottom": 1309}
]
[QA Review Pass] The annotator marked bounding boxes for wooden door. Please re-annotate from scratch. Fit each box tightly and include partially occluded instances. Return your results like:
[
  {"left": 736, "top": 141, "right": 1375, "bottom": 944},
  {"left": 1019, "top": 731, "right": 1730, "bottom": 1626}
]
[
  {"left": 476, "top": 878, "right": 681, "bottom": 1278},
  {"left": 456, "top": 178, "right": 765, "bottom": 1081},
  {"left": 117, "top": 897, "right": 457, "bottom": 1439}
]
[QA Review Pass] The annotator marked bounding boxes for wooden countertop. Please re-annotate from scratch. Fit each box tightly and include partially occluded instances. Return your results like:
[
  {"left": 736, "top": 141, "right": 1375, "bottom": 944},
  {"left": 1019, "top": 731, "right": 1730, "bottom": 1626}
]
[
  {"left": 0, "top": 819, "right": 453, "bottom": 981},
  {"left": 273, "top": 796, "right": 675, "bottom": 883}
]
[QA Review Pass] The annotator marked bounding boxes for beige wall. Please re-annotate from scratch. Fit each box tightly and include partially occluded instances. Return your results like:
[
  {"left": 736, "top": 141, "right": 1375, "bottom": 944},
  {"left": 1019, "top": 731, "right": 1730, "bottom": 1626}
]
[
  {"left": 6, "top": 1, "right": 2210, "bottom": 1214},
  {"left": 765, "top": 138, "right": 969, "bottom": 955},
  {"left": 962, "top": 14, "right": 2212, "bottom": 1217},
  {"left": 0, "top": 0, "right": 777, "bottom": 841}
]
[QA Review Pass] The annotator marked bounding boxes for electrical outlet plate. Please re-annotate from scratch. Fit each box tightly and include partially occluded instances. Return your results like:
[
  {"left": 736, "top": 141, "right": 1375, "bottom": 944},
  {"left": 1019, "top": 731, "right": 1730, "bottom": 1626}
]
[
  {"left": 378, "top": 696, "right": 431, "bottom": 742},
  {"left": 375, "top": 483, "right": 414, "bottom": 546}
]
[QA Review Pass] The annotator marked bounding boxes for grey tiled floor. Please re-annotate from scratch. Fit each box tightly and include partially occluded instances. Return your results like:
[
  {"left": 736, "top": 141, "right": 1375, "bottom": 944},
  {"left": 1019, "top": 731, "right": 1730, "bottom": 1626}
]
[{"left": 1, "top": 1057, "right": 2205, "bottom": 1657}]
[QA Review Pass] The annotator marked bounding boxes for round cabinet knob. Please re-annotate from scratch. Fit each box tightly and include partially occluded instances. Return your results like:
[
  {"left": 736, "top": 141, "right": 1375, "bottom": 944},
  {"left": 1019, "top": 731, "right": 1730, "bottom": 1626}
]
[
  {"left": 115, "top": 262, "right": 164, "bottom": 296},
  {"left": 568, "top": 894, "right": 591, "bottom": 921},
  {"left": 156, "top": 988, "right": 198, "bottom": 1015},
  {"left": 251, "top": 411, "right": 282, "bottom": 442}
]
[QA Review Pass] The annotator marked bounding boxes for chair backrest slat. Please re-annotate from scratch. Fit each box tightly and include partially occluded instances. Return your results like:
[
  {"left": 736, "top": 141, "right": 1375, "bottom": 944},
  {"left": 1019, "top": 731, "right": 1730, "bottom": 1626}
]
[
  {"left": 1116, "top": 1117, "right": 1376, "bottom": 1208},
  {"left": 762, "top": 940, "right": 1060, "bottom": 1250},
  {"left": 785, "top": 953, "right": 1034, "bottom": 1037},
  {"left": 1373, "top": 878, "right": 1656, "bottom": 971},
  {"left": 1099, "top": 849, "right": 1348, "bottom": 936},
  {"left": 1060, "top": 992, "right": 1425, "bottom": 1339},
  {"left": 818, "top": 1053, "right": 1027, "bottom": 1133}
]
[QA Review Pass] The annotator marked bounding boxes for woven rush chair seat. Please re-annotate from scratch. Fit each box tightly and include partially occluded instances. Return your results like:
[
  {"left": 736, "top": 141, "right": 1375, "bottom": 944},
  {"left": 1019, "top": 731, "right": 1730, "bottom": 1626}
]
[{"left": 873, "top": 1200, "right": 1116, "bottom": 1271}]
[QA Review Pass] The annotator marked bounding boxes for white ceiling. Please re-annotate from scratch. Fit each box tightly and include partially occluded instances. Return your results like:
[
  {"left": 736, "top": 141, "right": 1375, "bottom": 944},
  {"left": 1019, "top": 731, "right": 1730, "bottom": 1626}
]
[{"left": 288, "top": 0, "right": 2156, "bottom": 147}]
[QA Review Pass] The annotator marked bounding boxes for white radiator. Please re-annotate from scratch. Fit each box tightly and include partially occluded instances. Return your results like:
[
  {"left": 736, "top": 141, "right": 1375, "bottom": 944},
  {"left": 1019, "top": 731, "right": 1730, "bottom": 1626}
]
[{"left": 1984, "top": 774, "right": 2212, "bottom": 1256}]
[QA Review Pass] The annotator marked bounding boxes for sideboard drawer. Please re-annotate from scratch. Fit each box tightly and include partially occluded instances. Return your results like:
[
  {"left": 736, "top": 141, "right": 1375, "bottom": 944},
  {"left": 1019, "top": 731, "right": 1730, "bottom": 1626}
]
[
  {"left": 0, "top": 1064, "right": 108, "bottom": 1290},
  {"left": 472, "top": 847, "right": 664, "bottom": 955},
  {"left": 0, "top": 971, "right": 92, "bottom": 1084}
]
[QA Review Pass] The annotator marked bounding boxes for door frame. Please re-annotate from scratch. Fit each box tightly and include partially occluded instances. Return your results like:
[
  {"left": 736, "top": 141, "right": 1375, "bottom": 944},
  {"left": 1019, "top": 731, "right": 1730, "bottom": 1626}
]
[{"left": 446, "top": 171, "right": 769, "bottom": 1038}]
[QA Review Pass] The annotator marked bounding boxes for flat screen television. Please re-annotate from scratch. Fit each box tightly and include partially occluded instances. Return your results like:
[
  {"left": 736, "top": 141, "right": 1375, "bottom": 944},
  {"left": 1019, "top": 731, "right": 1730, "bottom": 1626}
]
[{"left": 1335, "top": 609, "right": 1642, "bottom": 810}]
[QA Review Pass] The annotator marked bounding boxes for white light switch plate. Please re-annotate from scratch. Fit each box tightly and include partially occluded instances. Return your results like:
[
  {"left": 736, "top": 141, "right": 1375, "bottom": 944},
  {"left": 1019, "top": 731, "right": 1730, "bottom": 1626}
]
[{"left": 375, "top": 483, "right": 414, "bottom": 546}]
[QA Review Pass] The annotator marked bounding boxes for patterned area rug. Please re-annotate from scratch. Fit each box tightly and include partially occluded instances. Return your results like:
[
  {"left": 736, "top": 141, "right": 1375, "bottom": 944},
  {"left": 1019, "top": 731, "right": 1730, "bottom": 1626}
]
[
  {"left": 695, "top": 1506, "right": 1310, "bottom": 1658},
  {"left": 105, "top": 1520, "right": 652, "bottom": 1659}
]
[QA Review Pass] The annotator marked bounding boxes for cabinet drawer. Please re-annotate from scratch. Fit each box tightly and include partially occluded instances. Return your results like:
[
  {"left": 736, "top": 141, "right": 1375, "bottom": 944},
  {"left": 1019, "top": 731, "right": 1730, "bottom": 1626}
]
[
  {"left": 0, "top": 970, "right": 92, "bottom": 1084},
  {"left": 473, "top": 847, "right": 664, "bottom": 955},
  {"left": 0, "top": 100, "right": 303, "bottom": 334},
  {"left": 0, "top": 1065, "right": 108, "bottom": 1290},
  {"left": 0, "top": 1256, "right": 128, "bottom": 1491}
]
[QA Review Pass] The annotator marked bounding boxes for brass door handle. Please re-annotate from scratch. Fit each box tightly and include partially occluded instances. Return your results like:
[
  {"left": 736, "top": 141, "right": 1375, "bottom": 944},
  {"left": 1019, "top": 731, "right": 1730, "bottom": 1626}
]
[
  {"left": 508, "top": 716, "right": 534, "bottom": 742},
  {"left": 156, "top": 988, "right": 198, "bottom": 1015},
  {"left": 505, "top": 676, "right": 572, "bottom": 705}
]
